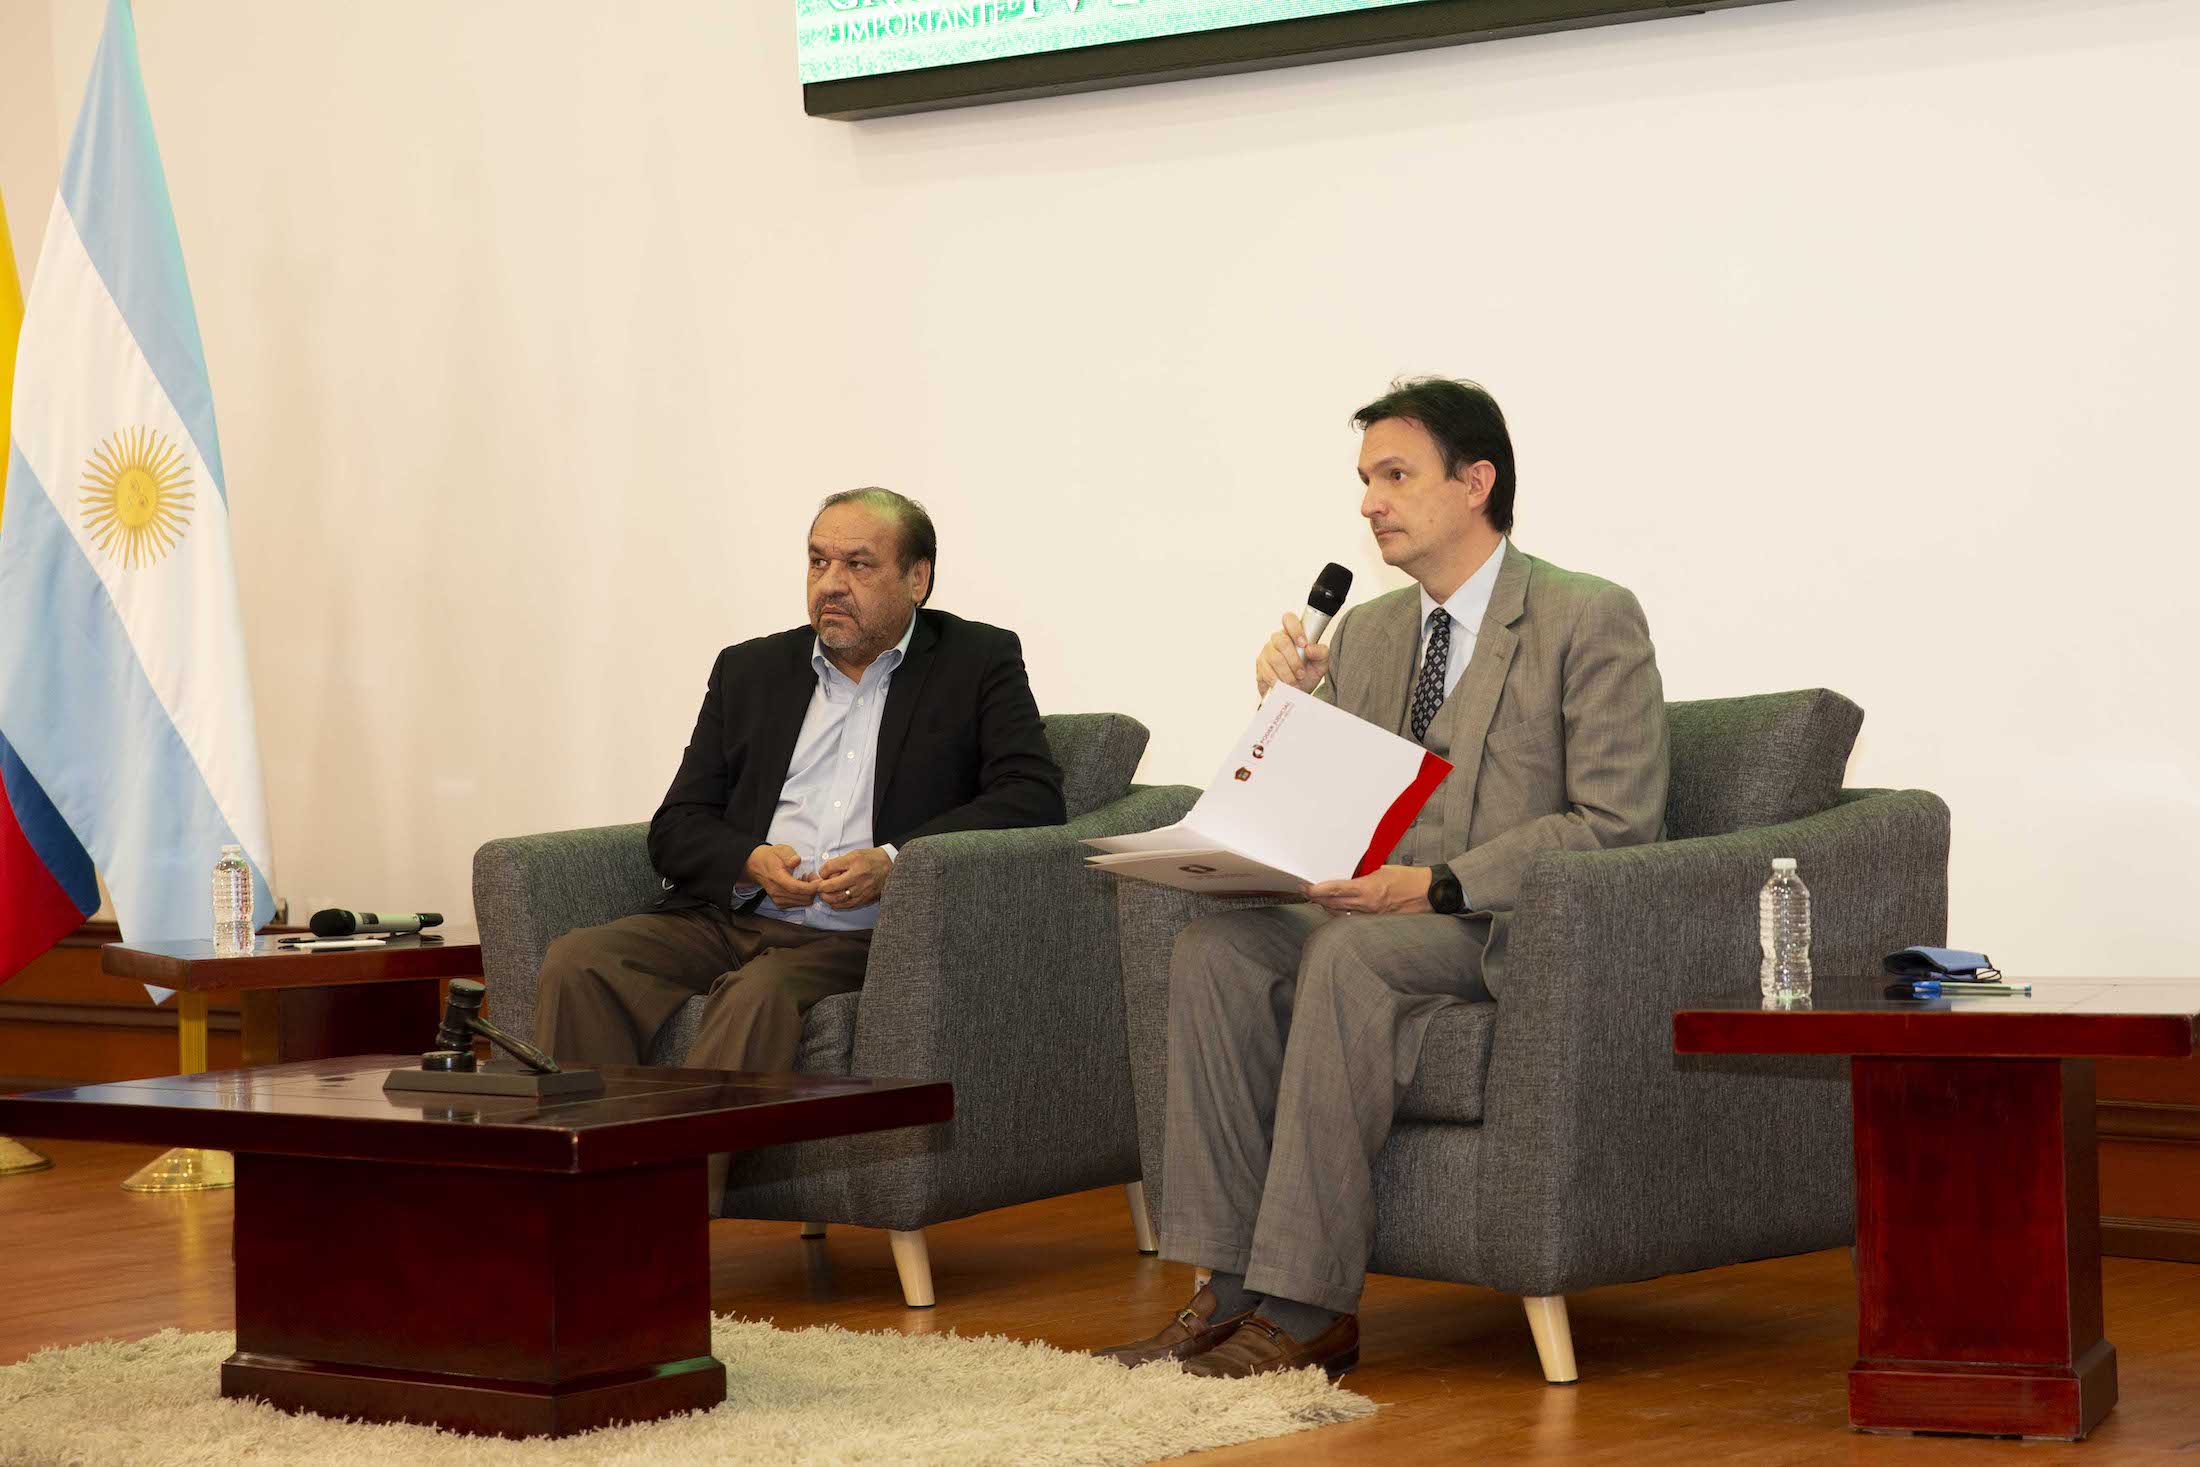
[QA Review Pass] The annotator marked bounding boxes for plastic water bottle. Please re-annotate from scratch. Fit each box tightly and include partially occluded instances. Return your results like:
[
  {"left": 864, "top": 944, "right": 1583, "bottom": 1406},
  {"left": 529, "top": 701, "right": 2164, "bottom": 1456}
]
[
  {"left": 1759, "top": 857, "right": 1812, "bottom": 1003},
  {"left": 211, "top": 844, "right": 253, "bottom": 955}
]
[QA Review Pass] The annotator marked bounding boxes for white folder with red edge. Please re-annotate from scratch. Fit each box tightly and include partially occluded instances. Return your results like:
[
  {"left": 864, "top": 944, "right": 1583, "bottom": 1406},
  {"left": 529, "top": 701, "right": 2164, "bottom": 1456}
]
[{"left": 1084, "top": 685, "right": 1452, "bottom": 895}]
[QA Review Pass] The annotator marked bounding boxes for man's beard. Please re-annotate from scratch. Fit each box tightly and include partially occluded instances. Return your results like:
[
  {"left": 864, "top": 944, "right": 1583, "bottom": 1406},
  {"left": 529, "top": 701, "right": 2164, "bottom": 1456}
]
[{"left": 813, "top": 604, "right": 869, "bottom": 652}]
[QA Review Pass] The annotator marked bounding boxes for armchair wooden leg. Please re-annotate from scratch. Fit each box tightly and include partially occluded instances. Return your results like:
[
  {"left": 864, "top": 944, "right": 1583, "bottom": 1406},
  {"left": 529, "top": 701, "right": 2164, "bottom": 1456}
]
[
  {"left": 1126, "top": 1182, "right": 1158, "bottom": 1255},
  {"left": 1522, "top": 1295, "right": 1578, "bottom": 1384},
  {"left": 799, "top": 1222, "right": 826, "bottom": 1239},
  {"left": 890, "top": 1229, "right": 936, "bottom": 1308}
]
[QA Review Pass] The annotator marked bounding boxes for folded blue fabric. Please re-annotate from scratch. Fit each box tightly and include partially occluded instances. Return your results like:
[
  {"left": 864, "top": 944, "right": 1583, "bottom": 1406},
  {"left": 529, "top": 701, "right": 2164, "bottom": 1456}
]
[{"left": 1883, "top": 946, "right": 1996, "bottom": 979}]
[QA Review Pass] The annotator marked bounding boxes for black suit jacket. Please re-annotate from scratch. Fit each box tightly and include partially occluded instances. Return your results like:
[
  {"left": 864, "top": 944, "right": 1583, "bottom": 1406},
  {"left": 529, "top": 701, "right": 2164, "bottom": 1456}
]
[{"left": 647, "top": 609, "right": 1066, "bottom": 911}]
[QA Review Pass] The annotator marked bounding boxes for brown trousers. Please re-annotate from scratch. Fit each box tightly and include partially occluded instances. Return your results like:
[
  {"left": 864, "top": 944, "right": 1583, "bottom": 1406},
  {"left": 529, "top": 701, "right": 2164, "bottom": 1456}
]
[{"left": 532, "top": 905, "right": 870, "bottom": 1074}]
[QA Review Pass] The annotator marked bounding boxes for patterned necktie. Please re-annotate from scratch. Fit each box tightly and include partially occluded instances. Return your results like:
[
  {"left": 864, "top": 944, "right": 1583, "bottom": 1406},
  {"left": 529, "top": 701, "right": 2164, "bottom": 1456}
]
[{"left": 1410, "top": 608, "right": 1451, "bottom": 744}]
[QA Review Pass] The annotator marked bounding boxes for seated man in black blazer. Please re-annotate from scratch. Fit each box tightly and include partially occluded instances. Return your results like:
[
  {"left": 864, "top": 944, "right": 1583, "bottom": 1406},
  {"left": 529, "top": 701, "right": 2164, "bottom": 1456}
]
[{"left": 534, "top": 487, "right": 1066, "bottom": 1105}]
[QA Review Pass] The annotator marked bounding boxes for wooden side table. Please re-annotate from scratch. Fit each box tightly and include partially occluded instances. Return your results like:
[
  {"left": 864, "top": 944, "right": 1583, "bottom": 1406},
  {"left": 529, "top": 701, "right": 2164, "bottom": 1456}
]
[
  {"left": 1675, "top": 976, "right": 2200, "bottom": 1442},
  {"left": 99, "top": 932, "right": 481, "bottom": 1191}
]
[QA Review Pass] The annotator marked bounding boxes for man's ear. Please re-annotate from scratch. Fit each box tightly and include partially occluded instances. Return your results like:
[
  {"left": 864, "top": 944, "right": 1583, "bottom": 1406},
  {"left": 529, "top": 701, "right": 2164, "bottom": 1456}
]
[
  {"left": 1458, "top": 460, "right": 1495, "bottom": 516},
  {"left": 911, "top": 559, "right": 934, "bottom": 607}
]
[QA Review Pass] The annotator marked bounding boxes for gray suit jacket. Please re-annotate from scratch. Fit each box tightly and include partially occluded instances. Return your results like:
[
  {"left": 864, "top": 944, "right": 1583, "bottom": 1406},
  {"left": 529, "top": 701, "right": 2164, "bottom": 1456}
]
[{"left": 1318, "top": 543, "right": 1670, "bottom": 983}]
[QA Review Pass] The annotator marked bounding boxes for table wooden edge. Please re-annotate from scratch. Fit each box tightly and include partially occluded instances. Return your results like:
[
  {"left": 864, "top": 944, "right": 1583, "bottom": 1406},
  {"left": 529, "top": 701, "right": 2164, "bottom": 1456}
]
[
  {"left": 0, "top": 1068, "right": 954, "bottom": 1174},
  {"left": 1673, "top": 1008, "right": 2198, "bottom": 1060},
  {"left": 100, "top": 940, "right": 484, "bottom": 991}
]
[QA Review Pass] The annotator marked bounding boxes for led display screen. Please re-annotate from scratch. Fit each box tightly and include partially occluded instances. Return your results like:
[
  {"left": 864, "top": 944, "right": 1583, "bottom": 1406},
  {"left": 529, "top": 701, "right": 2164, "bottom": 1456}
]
[
  {"left": 798, "top": 0, "right": 1785, "bottom": 119},
  {"left": 798, "top": 0, "right": 1433, "bottom": 84}
]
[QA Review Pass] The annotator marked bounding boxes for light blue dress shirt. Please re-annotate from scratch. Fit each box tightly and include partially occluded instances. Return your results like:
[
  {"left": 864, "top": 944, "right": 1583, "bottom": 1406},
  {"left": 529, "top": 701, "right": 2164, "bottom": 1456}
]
[
  {"left": 739, "top": 614, "right": 916, "bottom": 932},
  {"left": 1414, "top": 539, "right": 1509, "bottom": 700}
]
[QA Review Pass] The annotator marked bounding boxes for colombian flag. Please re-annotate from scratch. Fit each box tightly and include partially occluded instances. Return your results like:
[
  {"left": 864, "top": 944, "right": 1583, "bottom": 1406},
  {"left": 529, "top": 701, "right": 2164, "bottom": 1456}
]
[{"left": 0, "top": 187, "right": 98, "bottom": 980}]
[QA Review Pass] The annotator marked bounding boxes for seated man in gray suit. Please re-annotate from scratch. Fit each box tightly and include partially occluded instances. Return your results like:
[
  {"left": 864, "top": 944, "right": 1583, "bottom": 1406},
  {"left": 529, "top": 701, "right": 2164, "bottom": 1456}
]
[{"left": 1099, "top": 378, "right": 1669, "bottom": 1379}]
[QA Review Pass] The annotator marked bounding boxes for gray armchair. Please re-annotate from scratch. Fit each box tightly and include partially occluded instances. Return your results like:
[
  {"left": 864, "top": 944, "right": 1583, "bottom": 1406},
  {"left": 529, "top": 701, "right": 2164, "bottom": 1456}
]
[
  {"left": 1117, "top": 689, "right": 1950, "bottom": 1381},
  {"left": 474, "top": 713, "right": 1176, "bottom": 1307}
]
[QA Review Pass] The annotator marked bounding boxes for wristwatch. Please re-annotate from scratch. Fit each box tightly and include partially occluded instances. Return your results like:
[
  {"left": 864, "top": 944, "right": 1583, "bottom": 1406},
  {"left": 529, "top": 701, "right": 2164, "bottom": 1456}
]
[{"left": 1427, "top": 862, "right": 1466, "bottom": 915}]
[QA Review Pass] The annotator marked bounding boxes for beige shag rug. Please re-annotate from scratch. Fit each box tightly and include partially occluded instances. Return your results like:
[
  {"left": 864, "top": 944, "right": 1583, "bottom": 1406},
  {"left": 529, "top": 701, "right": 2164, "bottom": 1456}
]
[{"left": 0, "top": 1314, "right": 1375, "bottom": 1466}]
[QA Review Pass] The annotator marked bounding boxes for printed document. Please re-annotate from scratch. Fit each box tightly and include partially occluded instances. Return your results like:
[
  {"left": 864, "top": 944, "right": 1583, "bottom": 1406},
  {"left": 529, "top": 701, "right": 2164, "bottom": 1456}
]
[{"left": 1084, "top": 685, "right": 1451, "bottom": 895}]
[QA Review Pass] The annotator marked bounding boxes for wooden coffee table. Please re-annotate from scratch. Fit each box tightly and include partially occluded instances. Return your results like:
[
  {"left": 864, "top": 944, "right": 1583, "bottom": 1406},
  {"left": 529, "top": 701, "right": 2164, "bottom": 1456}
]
[
  {"left": 0, "top": 1055, "right": 952, "bottom": 1437},
  {"left": 1676, "top": 977, "right": 2200, "bottom": 1441}
]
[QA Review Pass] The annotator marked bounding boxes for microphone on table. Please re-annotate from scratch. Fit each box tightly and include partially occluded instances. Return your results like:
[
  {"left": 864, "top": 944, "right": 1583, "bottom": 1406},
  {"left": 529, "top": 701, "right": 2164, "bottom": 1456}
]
[
  {"left": 430, "top": 978, "right": 560, "bottom": 1075},
  {"left": 309, "top": 907, "right": 443, "bottom": 937},
  {"left": 1300, "top": 562, "right": 1354, "bottom": 644}
]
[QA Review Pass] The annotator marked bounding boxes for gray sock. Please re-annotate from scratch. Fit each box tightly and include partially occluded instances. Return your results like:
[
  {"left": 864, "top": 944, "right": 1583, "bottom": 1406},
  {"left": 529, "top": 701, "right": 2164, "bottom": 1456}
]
[
  {"left": 1256, "top": 1294, "right": 1343, "bottom": 1341},
  {"left": 1202, "top": 1270, "right": 1261, "bottom": 1318}
]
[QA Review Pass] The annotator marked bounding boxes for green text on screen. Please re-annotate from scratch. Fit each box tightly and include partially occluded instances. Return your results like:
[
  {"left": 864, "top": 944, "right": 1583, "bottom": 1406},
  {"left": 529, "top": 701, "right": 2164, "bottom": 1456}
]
[{"left": 797, "top": 0, "right": 1434, "bottom": 84}]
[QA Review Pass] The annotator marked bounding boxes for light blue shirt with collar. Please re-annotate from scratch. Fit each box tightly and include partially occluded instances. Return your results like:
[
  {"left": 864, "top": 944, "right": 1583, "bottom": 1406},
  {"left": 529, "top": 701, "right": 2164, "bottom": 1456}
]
[
  {"left": 740, "top": 613, "right": 916, "bottom": 932},
  {"left": 1414, "top": 538, "right": 1509, "bottom": 698}
]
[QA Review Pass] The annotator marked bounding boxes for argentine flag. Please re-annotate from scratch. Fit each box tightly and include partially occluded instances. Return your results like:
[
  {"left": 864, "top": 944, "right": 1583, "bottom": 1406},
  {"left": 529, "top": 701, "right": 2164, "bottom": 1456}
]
[{"left": 0, "top": 0, "right": 276, "bottom": 960}]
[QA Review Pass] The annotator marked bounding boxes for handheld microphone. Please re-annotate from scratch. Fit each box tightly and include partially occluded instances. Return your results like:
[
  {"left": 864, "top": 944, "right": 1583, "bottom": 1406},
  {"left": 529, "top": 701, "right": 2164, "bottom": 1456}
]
[
  {"left": 310, "top": 908, "right": 443, "bottom": 938},
  {"left": 1300, "top": 562, "right": 1354, "bottom": 644}
]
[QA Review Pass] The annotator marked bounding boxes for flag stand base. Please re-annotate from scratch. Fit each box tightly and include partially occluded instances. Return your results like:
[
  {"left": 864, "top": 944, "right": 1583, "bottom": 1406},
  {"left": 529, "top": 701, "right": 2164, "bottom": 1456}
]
[
  {"left": 0, "top": 1137, "right": 54, "bottom": 1176},
  {"left": 118, "top": 993, "right": 232, "bottom": 1191},
  {"left": 121, "top": 1147, "right": 233, "bottom": 1193}
]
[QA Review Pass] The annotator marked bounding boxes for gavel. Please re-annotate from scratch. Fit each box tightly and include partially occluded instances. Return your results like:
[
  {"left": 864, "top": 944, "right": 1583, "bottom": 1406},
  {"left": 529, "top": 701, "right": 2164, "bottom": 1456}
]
[{"left": 422, "top": 979, "right": 561, "bottom": 1075}]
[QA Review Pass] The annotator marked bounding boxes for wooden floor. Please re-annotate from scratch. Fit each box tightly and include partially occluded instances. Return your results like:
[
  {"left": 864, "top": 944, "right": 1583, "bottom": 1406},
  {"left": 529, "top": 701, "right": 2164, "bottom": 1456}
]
[{"left": 7, "top": 1140, "right": 2200, "bottom": 1463}]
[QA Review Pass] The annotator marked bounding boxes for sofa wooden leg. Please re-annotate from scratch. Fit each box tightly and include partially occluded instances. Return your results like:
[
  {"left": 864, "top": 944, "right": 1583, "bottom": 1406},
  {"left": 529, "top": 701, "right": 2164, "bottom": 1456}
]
[
  {"left": 1125, "top": 1182, "right": 1158, "bottom": 1255},
  {"left": 891, "top": 1229, "right": 935, "bottom": 1308},
  {"left": 1523, "top": 1295, "right": 1578, "bottom": 1383},
  {"left": 799, "top": 1222, "right": 826, "bottom": 1239}
]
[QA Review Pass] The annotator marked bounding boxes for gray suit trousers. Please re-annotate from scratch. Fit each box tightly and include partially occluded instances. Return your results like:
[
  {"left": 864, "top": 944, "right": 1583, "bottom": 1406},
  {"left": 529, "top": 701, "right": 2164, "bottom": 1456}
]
[{"left": 1159, "top": 903, "right": 1490, "bottom": 1314}]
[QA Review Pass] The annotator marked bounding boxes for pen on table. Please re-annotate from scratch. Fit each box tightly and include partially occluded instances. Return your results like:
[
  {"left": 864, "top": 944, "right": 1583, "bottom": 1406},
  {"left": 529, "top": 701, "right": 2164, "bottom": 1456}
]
[{"left": 1885, "top": 979, "right": 2031, "bottom": 998}]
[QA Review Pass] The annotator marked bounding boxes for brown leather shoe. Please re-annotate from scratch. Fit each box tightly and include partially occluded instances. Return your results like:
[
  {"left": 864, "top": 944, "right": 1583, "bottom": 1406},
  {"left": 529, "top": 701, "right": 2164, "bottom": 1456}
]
[
  {"left": 1180, "top": 1312, "right": 1360, "bottom": 1380},
  {"left": 1092, "top": 1285, "right": 1254, "bottom": 1367}
]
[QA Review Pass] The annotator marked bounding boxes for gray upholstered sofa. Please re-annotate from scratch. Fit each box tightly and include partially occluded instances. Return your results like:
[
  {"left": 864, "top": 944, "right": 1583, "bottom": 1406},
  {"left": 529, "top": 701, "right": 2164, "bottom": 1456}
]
[
  {"left": 1116, "top": 689, "right": 1950, "bottom": 1381},
  {"left": 474, "top": 712, "right": 1177, "bottom": 1307}
]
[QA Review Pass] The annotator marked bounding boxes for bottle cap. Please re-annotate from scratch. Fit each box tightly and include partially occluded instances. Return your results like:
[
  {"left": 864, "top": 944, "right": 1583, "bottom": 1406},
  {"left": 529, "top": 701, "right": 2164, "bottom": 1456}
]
[
  {"left": 220, "top": 843, "right": 243, "bottom": 855},
  {"left": 1771, "top": 857, "right": 1797, "bottom": 872}
]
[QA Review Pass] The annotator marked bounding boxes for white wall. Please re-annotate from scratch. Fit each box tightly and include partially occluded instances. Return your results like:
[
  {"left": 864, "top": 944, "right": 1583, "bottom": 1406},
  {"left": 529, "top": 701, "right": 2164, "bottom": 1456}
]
[
  {"left": 1, "top": 1, "right": 57, "bottom": 303},
  {"left": 8, "top": 0, "right": 2197, "bottom": 972}
]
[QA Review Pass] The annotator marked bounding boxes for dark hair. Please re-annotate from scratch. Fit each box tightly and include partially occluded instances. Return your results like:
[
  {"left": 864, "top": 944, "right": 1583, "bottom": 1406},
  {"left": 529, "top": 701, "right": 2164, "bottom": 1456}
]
[
  {"left": 1351, "top": 377, "right": 1516, "bottom": 535},
  {"left": 813, "top": 487, "right": 937, "bottom": 605}
]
